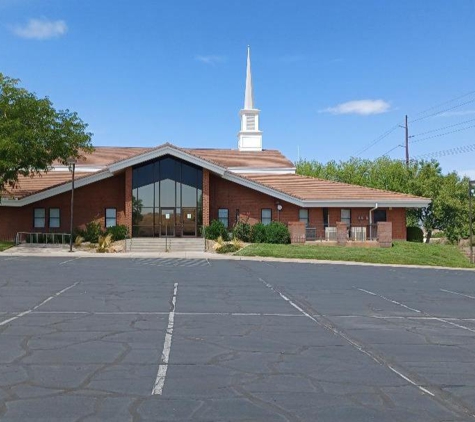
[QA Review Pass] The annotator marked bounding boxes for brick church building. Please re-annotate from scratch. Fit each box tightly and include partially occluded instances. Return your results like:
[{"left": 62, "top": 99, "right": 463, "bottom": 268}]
[{"left": 0, "top": 49, "right": 429, "bottom": 242}]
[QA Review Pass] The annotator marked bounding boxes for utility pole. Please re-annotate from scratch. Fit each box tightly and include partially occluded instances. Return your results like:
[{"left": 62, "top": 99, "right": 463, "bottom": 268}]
[{"left": 405, "top": 115, "right": 409, "bottom": 167}]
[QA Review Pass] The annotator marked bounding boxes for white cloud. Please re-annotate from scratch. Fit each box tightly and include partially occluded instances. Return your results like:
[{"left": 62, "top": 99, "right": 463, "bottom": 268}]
[
  {"left": 195, "top": 55, "right": 225, "bottom": 65},
  {"left": 320, "top": 99, "right": 391, "bottom": 116},
  {"left": 11, "top": 18, "right": 67, "bottom": 40},
  {"left": 438, "top": 110, "right": 475, "bottom": 117}
]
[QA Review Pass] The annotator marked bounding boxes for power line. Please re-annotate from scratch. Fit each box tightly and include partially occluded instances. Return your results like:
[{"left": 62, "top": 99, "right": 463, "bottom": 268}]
[
  {"left": 411, "top": 118, "right": 475, "bottom": 137},
  {"left": 412, "top": 90, "right": 475, "bottom": 118},
  {"left": 353, "top": 124, "right": 401, "bottom": 156},
  {"left": 413, "top": 143, "right": 475, "bottom": 160},
  {"left": 410, "top": 98, "right": 475, "bottom": 123},
  {"left": 381, "top": 144, "right": 403, "bottom": 156},
  {"left": 410, "top": 124, "right": 475, "bottom": 144}
]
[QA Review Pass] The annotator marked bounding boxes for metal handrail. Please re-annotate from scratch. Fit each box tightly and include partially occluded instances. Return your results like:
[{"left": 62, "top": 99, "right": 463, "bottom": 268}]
[{"left": 16, "top": 232, "right": 71, "bottom": 246}]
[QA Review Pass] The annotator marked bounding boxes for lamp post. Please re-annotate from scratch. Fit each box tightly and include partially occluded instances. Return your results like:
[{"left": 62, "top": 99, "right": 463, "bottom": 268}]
[
  {"left": 469, "top": 180, "right": 475, "bottom": 264},
  {"left": 67, "top": 157, "right": 77, "bottom": 252}
]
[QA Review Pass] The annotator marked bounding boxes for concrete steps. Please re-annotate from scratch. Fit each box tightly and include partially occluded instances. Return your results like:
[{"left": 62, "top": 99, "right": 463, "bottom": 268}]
[{"left": 129, "top": 237, "right": 205, "bottom": 253}]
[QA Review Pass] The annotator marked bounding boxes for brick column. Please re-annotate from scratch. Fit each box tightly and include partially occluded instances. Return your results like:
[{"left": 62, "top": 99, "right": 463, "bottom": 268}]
[
  {"left": 203, "top": 169, "right": 210, "bottom": 227},
  {"left": 336, "top": 222, "right": 348, "bottom": 246},
  {"left": 124, "top": 167, "right": 133, "bottom": 236},
  {"left": 288, "top": 221, "right": 306, "bottom": 243},
  {"left": 377, "top": 221, "right": 392, "bottom": 248}
]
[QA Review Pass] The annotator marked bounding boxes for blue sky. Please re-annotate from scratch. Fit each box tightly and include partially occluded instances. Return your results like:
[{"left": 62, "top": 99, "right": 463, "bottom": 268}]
[{"left": 1, "top": 0, "right": 475, "bottom": 176}]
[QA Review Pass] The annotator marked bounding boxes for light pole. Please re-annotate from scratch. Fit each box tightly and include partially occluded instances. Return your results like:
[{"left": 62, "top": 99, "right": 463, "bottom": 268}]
[
  {"left": 67, "top": 157, "right": 77, "bottom": 252},
  {"left": 469, "top": 180, "right": 475, "bottom": 264}
]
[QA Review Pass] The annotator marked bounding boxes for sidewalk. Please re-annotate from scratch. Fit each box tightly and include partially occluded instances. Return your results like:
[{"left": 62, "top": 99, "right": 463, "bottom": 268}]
[{"left": 2, "top": 244, "right": 474, "bottom": 271}]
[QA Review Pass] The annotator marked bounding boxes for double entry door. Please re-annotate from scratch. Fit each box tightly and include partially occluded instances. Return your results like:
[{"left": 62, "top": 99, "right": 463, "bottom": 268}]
[{"left": 158, "top": 207, "right": 196, "bottom": 237}]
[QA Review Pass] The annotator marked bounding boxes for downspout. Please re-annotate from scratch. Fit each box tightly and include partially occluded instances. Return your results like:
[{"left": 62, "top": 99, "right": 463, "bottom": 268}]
[{"left": 369, "top": 203, "right": 378, "bottom": 241}]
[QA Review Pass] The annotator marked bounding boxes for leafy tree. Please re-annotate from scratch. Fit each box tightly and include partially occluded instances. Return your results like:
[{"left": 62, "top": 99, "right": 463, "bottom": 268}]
[
  {"left": 296, "top": 157, "right": 470, "bottom": 243},
  {"left": 0, "top": 73, "right": 93, "bottom": 194}
]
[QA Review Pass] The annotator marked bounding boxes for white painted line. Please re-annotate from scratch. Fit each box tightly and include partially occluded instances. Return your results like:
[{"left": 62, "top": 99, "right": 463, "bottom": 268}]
[
  {"left": 258, "top": 277, "right": 439, "bottom": 398},
  {"left": 440, "top": 288, "right": 475, "bottom": 300},
  {"left": 3, "top": 257, "right": 19, "bottom": 261},
  {"left": 388, "top": 366, "right": 435, "bottom": 397},
  {"left": 356, "top": 288, "right": 422, "bottom": 313},
  {"left": 28, "top": 311, "right": 303, "bottom": 317},
  {"left": 432, "top": 317, "right": 475, "bottom": 334},
  {"left": 0, "top": 282, "right": 79, "bottom": 327},
  {"left": 152, "top": 282, "right": 178, "bottom": 396},
  {"left": 59, "top": 257, "right": 81, "bottom": 265}
]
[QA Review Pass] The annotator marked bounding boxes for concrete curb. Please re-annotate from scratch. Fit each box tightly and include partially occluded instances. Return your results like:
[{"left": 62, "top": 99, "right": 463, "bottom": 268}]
[{"left": 2, "top": 246, "right": 474, "bottom": 272}]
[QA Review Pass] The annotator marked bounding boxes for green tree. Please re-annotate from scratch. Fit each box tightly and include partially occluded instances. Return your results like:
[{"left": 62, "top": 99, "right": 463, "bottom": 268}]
[
  {"left": 0, "top": 73, "right": 93, "bottom": 194},
  {"left": 296, "top": 157, "right": 470, "bottom": 243}
]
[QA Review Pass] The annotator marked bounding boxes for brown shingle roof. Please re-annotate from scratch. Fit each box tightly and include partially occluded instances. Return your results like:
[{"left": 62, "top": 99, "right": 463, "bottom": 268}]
[
  {"left": 3, "top": 172, "right": 92, "bottom": 199},
  {"left": 243, "top": 174, "right": 427, "bottom": 202}
]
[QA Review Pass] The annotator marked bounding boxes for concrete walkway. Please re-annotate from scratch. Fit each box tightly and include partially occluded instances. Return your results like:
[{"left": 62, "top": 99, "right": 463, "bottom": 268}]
[{"left": 2, "top": 244, "right": 474, "bottom": 272}]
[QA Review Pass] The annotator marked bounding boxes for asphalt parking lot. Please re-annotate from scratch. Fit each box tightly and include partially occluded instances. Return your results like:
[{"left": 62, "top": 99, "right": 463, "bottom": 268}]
[{"left": 0, "top": 256, "right": 474, "bottom": 421}]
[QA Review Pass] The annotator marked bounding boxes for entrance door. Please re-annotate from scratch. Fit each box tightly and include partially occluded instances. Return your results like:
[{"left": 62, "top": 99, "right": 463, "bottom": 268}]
[
  {"left": 160, "top": 209, "right": 175, "bottom": 237},
  {"left": 182, "top": 208, "right": 196, "bottom": 236}
]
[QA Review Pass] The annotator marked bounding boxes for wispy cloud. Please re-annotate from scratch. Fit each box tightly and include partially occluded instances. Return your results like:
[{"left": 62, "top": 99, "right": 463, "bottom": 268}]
[
  {"left": 320, "top": 99, "right": 391, "bottom": 116},
  {"left": 195, "top": 55, "right": 226, "bottom": 65},
  {"left": 279, "top": 54, "right": 306, "bottom": 64},
  {"left": 10, "top": 18, "right": 67, "bottom": 40},
  {"left": 438, "top": 110, "right": 475, "bottom": 117}
]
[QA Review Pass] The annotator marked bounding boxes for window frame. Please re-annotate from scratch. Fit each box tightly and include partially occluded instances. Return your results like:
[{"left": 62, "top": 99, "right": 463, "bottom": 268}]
[
  {"left": 218, "top": 208, "right": 229, "bottom": 228},
  {"left": 49, "top": 208, "right": 61, "bottom": 228},
  {"left": 261, "top": 208, "right": 272, "bottom": 226},
  {"left": 105, "top": 208, "right": 117, "bottom": 228},
  {"left": 340, "top": 209, "right": 351, "bottom": 226},
  {"left": 34, "top": 208, "right": 46, "bottom": 229},
  {"left": 299, "top": 209, "right": 309, "bottom": 227}
]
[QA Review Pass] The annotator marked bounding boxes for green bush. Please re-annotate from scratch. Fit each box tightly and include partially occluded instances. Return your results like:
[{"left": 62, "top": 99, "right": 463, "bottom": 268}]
[
  {"left": 106, "top": 224, "right": 129, "bottom": 241},
  {"left": 431, "top": 231, "right": 445, "bottom": 239},
  {"left": 233, "top": 222, "right": 251, "bottom": 242},
  {"left": 265, "top": 222, "right": 291, "bottom": 244},
  {"left": 205, "top": 220, "right": 229, "bottom": 241},
  {"left": 251, "top": 223, "right": 267, "bottom": 243},
  {"left": 406, "top": 226, "right": 424, "bottom": 243},
  {"left": 216, "top": 244, "right": 240, "bottom": 254},
  {"left": 83, "top": 221, "right": 103, "bottom": 243}
]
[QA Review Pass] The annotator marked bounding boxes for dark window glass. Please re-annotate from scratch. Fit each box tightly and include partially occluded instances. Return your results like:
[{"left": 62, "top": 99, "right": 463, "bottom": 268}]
[
  {"left": 160, "top": 157, "right": 175, "bottom": 181},
  {"left": 182, "top": 184, "right": 196, "bottom": 207},
  {"left": 133, "top": 163, "right": 154, "bottom": 189},
  {"left": 374, "top": 210, "right": 387, "bottom": 223},
  {"left": 160, "top": 179, "right": 175, "bottom": 207},
  {"left": 323, "top": 208, "right": 329, "bottom": 228},
  {"left": 34, "top": 208, "right": 45, "bottom": 228},
  {"left": 261, "top": 209, "right": 272, "bottom": 225},
  {"left": 176, "top": 183, "right": 181, "bottom": 207},
  {"left": 137, "top": 184, "right": 154, "bottom": 207},
  {"left": 49, "top": 208, "right": 60, "bottom": 228},
  {"left": 196, "top": 168, "right": 203, "bottom": 189},
  {"left": 218, "top": 209, "right": 229, "bottom": 228},
  {"left": 182, "top": 163, "right": 198, "bottom": 188},
  {"left": 105, "top": 208, "right": 117, "bottom": 228}
]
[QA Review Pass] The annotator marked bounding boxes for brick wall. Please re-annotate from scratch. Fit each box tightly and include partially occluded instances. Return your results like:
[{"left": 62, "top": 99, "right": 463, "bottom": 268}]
[
  {"left": 203, "top": 169, "right": 210, "bottom": 226},
  {"left": 0, "top": 173, "right": 127, "bottom": 241}
]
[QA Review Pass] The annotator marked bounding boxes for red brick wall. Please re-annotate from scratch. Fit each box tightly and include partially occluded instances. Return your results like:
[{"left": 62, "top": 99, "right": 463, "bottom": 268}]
[
  {"left": 0, "top": 173, "right": 127, "bottom": 241},
  {"left": 203, "top": 169, "right": 210, "bottom": 226}
]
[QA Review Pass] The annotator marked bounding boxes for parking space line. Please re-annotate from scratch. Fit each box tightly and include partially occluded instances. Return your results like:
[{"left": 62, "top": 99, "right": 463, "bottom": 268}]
[
  {"left": 440, "top": 288, "right": 475, "bottom": 300},
  {"left": 0, "top": 282, "right": 80, "bottom": 327},
  {"left": 356, "top": 287, "right": 475, "bottom": 333},
  {"left": 152, "top": 282, "right": 178, "bottom": 396},
  {"left": 59, "top": 257, "right": 81, "bottom": 265}
]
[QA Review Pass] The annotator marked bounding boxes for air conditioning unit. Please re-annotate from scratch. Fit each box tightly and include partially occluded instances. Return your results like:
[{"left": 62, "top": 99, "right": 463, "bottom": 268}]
[
  {"left": 325, "top": 227, "right": 337, "bottom": 241},
  {"left": 351, "top": 226, "right": 366, "bottom": 241}
]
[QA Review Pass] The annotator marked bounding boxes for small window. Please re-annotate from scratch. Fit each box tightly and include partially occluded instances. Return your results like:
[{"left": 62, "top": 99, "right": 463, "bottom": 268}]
[
  {"left": 105, "top": 208, "right": 117, "bottom": 228},
  {"left": 34, "top": 208, "right": 45, "bottom": 228},
  {"left": 218, "top": 208, "right": 229, "bottom": 228},
  {"left": 299, "top": 209, "right": 309, "bottom": 226},
  {"left": 49, "top": 208, "right": 60, "bottom": 228},
  {"left": 341, "top": 209, "right": 351, "bottom": 226},
  {"left": 261, "top": 208, "right": 272, "bottom": 225},
  {"left": 374, "top": 210, "right": 387, "bottom": 223}
]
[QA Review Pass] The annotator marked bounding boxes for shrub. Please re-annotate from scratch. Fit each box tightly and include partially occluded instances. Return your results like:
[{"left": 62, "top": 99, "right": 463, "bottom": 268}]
[
  {"left": 216, "top": 244, "right": 240, "bottom": 254},
  {"left": 265, "top": 222, "right": 291, "bottom": 244},
  {"left": 74, "top": 236, "right": 84, "bottom": 247},
  {"left": 406, "top": 226, "right": 424, "bottom": 243},
  {"left": 251, "top": 223, "right": 267, "bottom": 243},
  {"left": 83, "top": 221, "right": 103, "bottom": 243},
  {"left": 431, "top": 231, "right": 446, "bottom": 239},
  {"left": 205, "top": 220, "right": 229, "bottom": 241},
  {"left": 233, "top": 221, "right": 251, "bottom": 242},
  {"left": 97, "top": 233, "right": 113, "bottom": 253},
  {"left": 106, "top": 224, "right": 129, "bottom": 241}
]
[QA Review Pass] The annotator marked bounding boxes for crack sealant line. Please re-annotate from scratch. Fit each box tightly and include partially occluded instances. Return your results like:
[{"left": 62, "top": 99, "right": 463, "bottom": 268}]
[
  {"left": 152, "top": 282, "right": 178, "bottom": 396},
  {"left": 356, "top": 287, "right": 475, "bottom": 333},
  {"left": 0, "top": 281, "right": 80, "bottom": 327},
  {"left": 257, "top": 277, "right": 445, "bottom": 401}
]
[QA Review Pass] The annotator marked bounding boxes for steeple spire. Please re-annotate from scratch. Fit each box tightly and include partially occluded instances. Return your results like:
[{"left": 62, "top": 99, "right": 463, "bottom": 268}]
[
  {"left": 244, "top": 46, "right": 254, "bottom": 109},
  {"left": 238, "top": 46, "right": 262, "bottom": 151}
]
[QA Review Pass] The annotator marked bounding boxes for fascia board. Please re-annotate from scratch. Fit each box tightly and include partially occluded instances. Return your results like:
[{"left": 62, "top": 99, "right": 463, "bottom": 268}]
[
  {"left": 301, "top": 199, "right": 432, "bottom": 208},
  {"left": 108, "top": 146, "right": 226, "bottom": 175},
  {"left": 0, "top": 171, "right": 114, "bottom": 207}
]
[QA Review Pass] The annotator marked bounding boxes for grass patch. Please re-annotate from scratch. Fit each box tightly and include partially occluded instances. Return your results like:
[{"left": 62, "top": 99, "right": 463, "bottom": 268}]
[
  {"left": 236, "top": 241, "right": 473, "bottom": 269},
  {"left": 0, "top": 241, "right": 14, "bottom": 252}
]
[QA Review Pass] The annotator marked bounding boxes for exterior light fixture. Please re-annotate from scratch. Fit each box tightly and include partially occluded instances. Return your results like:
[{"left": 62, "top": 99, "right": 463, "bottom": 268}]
[{"left": 67, "top": 157, "right": 78, "bottom": 253}]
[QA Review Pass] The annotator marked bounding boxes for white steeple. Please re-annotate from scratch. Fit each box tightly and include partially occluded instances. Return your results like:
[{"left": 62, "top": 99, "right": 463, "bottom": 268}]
[{"left": 238, "top": 46, "right": 262, "bottom": 151}]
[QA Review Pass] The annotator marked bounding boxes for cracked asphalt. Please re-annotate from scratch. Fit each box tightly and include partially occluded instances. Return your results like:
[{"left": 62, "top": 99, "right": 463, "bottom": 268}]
[{"left": 0, "top": 256, "right": 475, "bottom": 421}]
